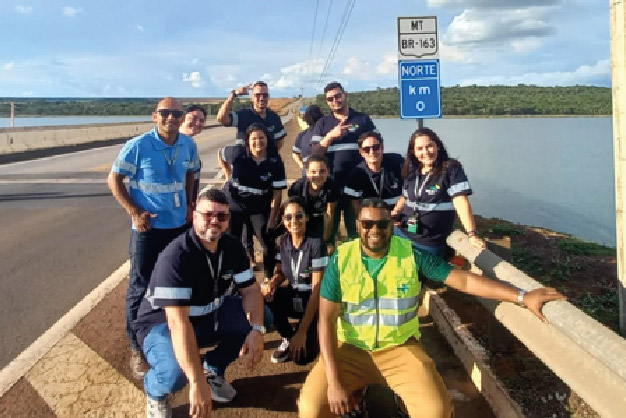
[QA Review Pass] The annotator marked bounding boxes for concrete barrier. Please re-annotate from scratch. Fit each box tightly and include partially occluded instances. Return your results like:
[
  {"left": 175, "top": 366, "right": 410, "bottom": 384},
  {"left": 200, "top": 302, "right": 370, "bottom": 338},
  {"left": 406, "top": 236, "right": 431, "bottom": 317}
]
[
  {"left": 0, "top": 122, "right": 156, "bottom": 155},
  {"left": 447, "top": 230, "right": 626, "bottom": 418}
]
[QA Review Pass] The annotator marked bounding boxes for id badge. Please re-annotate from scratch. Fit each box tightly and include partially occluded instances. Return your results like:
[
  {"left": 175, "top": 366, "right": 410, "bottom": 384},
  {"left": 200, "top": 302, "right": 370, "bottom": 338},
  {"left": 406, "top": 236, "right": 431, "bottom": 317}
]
[
  {"left": 173, "top": 192, "right": 181, "bottom": 207},
  {"left": 213, "top": 297, "right": 220, "bottom": 331},
  {"left": 407, "top": 215, "right": 418, "bottom": 234},
  {"left": 292, "top": 297, "right": 304, "bottom": 313}
]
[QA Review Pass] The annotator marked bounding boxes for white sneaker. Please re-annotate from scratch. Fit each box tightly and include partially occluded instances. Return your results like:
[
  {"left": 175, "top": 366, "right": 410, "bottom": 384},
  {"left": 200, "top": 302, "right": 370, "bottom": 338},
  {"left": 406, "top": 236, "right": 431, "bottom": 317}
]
[
  {"left": 146, "top": 395, "right": 171, "bottom": 418},
  {"left": 204, "top": 367, "right": 237, "bottom": 403},
  {"left": 271, "top": 338, "right": 291, "bottom": 363}
]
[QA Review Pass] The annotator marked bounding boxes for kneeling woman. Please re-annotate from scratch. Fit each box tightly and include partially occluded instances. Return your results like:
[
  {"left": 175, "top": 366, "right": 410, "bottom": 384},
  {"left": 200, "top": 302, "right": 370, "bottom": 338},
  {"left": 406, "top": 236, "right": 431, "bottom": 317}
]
[
  {"left": 262, "top": 196, "right": 327, "bottom": 365},
  {"left": 222, "top": 123, "right": 286, "bottom": 280},
  {"left": 392, "top": 127, "right": 485, "bottom": 257}
]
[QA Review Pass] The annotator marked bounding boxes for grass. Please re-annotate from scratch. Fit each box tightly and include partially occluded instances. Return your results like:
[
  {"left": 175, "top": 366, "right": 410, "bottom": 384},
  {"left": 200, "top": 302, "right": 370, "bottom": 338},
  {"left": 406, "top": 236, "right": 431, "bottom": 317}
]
[
  {"left": 557, "top": 239, "right": 616, "bottom": 256},
  {"left": 574, "top": 290, "right": 620, "bottom": 332},
  {"left": 486, "top": 223, "right": 525, "bottom": 236},
  {"left": 511, "top": 247, "right": 544, "bottom": 277}
]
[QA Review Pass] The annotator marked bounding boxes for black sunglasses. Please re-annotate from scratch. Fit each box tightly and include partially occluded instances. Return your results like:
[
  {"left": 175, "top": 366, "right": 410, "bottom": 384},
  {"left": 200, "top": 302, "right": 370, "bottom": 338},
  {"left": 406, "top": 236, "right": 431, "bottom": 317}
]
[
  {"left": 157, "top": 109, "right": 184, "bottom": 119},
  {"left": 196, "top": 211, "right": 230, "bottom": 222},
  {"left": 253, "top": 93, "right": 269, "bottom": 98},
  {"left": 359, "top": 219, "right": 391, "bottom": 230},
  {"left": 284, "top": 213, "right": 305, "bottom": 222},
  {"left": 361, "top": 144, "right": 381, "bottom": 153},
  {"left": 325, "top": 93, "right": 343, "bottom": 102}
]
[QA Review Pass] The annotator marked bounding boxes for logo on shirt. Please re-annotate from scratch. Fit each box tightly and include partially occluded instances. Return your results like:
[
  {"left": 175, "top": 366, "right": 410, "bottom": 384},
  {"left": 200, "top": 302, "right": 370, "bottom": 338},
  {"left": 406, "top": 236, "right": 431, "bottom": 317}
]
[
  {"left": 260, "top": 174, "right": 269, "bottom": 181},
  {"left": 426, "top": 184, "right": 440, "bottom": 195},
  {"left": 397, "top": 283, "right": 410, "bottom": 294}
]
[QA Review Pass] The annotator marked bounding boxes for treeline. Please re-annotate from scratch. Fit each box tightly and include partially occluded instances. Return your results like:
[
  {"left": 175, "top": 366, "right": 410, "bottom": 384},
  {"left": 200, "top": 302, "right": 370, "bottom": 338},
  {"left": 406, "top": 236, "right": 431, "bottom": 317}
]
[
  {"left": 0, "top": 98, "right": 252, "bottom": 117},
  {"left": 313, "top": 85, "right": 612, "bottom": 116}
]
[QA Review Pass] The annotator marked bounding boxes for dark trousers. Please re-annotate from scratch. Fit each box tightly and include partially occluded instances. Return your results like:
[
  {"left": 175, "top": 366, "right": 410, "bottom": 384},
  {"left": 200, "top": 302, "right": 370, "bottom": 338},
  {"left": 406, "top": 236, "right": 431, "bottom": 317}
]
[
  {"left": 266, "top": 286, "right": 319, "bottom": 365},
  {"left": 230, "top": 211, "right": 276, "bottom": 278},
  {"left": 126, "top": 226, "right": 187, "bottom": 351},
  {"left": 331, "top": 197, "right": 357, "bottom": 240}
]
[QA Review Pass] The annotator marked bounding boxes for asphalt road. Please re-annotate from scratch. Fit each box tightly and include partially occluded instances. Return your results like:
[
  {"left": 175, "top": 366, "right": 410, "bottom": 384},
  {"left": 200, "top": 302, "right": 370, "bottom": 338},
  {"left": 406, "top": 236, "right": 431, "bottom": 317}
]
[{"left": 0, "top": 126, "right": 236, "bottom": 369}]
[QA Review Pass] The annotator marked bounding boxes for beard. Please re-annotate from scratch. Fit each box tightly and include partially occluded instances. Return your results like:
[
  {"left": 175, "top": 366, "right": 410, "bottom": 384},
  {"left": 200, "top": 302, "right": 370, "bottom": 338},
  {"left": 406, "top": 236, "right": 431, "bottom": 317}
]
[{"left": 199, "top": 225, "right": 222, "bottom": 242}]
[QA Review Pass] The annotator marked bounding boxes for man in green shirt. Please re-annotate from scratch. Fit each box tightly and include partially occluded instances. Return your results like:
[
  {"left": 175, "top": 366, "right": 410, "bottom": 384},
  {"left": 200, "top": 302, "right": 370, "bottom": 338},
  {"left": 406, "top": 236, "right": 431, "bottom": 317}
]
[{"left": 299, "top": 198, "right": 565, "bottom": 418}]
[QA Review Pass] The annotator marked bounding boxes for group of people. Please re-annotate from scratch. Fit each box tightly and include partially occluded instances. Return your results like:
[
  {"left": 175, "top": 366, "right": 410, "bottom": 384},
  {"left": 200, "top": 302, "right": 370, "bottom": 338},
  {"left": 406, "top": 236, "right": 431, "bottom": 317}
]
[{"left": 107, "top": 82, "right": 566, "bottom": 418}]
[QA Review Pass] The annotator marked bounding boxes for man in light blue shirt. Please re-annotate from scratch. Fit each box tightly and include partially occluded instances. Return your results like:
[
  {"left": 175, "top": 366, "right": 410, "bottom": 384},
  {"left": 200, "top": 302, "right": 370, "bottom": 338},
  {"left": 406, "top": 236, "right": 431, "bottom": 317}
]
[{"left": 107, "top": 97, "right": 200, "bottom": 380}]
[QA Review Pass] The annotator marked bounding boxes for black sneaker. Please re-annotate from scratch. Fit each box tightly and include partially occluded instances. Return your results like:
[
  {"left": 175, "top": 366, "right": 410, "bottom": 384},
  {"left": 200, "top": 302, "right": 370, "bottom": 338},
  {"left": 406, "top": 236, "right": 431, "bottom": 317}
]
[{"left": 271, "top": 338, "right": 291, "bottom": 363}]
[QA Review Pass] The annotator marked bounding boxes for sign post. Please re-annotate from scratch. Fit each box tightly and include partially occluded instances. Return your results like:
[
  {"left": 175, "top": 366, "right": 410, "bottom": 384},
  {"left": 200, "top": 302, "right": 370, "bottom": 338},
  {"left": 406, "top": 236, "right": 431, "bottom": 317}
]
[{"left": 397, "top": 16, "right": 441, "bottom": 126}]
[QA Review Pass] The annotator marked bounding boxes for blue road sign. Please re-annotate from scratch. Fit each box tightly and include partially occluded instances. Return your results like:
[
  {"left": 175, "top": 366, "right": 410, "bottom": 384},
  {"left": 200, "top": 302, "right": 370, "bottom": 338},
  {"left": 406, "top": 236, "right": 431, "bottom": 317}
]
[{"left": 398, "top": 60, "right": 441, "bottom": 119}]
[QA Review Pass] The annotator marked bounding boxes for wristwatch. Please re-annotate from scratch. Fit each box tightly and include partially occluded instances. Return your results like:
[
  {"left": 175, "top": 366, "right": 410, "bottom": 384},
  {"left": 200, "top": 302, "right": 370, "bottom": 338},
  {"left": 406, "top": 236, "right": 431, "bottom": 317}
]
[
  {"left": 251, "top": 324, "right": 266, "bottom": 334},
  {"left": 517, "top": 290, "right": 527, "bottom": 307}
]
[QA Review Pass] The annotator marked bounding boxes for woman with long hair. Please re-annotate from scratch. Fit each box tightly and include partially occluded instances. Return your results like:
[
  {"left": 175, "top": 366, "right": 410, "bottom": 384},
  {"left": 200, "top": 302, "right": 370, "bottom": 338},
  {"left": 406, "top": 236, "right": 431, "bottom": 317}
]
[
  {"left": 262, "top": 196, "right": 327, "bottom": 365},
  {"left": 221, "top": 123, "right": 286, "bottom": 280},
  {"left": 392, "top": 127, "right": 485, "bottom": 257}
]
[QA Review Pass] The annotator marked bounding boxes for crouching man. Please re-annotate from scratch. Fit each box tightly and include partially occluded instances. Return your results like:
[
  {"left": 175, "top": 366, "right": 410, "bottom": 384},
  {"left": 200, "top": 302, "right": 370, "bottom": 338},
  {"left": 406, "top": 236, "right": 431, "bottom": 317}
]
[
  {"left": 134, "top": 188, "right": 265, "bottom": 418},
  {"left": 298, "top": 198, "right": 565, "bottom": 418}
]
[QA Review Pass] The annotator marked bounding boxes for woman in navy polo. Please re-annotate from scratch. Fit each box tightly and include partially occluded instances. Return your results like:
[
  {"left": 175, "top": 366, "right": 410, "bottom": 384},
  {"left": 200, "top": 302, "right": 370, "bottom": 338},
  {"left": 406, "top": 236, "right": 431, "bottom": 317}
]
[
  {"left": 222, "top": 123, "right": 287, "bottom": 280},
  {"left": 261, "top": 196, "right": 327, "bottom": 365},
  {"left": 392, "top": 127, "right": 485, "bottom": 257}
]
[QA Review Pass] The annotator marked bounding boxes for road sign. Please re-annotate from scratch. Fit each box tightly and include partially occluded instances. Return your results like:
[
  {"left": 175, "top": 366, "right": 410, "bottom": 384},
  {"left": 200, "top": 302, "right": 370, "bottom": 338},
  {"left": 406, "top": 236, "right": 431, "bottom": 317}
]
[
  {"left": 397, "top": 16, "right": 438, "bottom": 59},
  {"left": 398, "top": 60, "right": 441, "bottom": 119}
]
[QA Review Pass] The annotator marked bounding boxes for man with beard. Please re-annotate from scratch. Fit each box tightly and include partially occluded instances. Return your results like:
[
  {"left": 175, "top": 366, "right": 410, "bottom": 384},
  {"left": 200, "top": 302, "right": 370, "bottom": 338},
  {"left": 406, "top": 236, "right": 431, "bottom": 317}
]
[
  {"left": 298, "top": 198, "right": 566, "bottom": 418},
  {"left": 134, "top": 188, "right": 265, "bottom": 418},
  {"left": 108, "top": 97, "right": 200, "bottom": 380}
]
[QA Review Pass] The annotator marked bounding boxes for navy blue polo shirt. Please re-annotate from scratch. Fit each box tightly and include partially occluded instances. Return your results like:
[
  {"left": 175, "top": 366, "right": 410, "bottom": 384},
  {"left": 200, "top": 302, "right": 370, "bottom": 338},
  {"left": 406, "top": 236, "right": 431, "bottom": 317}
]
[
  {"left": 275, "top": 235, "right": 328, "bottom": 292},
  {"left": 343, "top": 153, "right": 404, "bottom": 208},
  {"left": 229, "top": 107, "right": 286, "bottom": 150},
  {"left": 133, "top": 230, "right": 255, "bottom": 346},
  {"left": 401, "top": 160, "right": 472, "bottom": 246},
  {"left": 310, "top": 108, "right": 377, "bottom": 185},
  {"left": 288, "top": 177, "right": 341, "bottom": 239},
  {"left": 222, "top": 146, "right": 287, "bottom": 214}
]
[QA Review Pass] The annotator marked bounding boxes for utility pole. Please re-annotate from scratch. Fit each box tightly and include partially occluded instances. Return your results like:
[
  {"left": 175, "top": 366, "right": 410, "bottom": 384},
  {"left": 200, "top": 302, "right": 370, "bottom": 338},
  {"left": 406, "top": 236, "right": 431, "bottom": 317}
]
[
  {"left": 10, "top": 102, "right": 15, "bottom": 127},
  {"left": 610, "top": 0, "right": 625, "bottom": 335}
]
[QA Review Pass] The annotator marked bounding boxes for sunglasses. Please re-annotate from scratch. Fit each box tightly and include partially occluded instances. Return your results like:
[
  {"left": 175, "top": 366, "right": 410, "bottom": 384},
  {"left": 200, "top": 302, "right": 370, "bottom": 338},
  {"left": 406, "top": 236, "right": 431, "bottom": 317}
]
[
  {"left": 196, "top": 211, "right": 230, "bottom": 222},
  {"left": 361, "top": 144, "right": 381, "bottom": 153},
  {"left": 284, "top": 213, "right": 305, "bottom": 222},
  {"left": 253, "top": 93, "right": 269, "bottom": 98},
  {"left": 325, "top": 93, "right": 343, "bottom": 102},
  {"left": 359, "top": 219, "right": 391, "bottom": 230},
  {"left": 157, "top": 109, "right": 184, "bottom": 119}
]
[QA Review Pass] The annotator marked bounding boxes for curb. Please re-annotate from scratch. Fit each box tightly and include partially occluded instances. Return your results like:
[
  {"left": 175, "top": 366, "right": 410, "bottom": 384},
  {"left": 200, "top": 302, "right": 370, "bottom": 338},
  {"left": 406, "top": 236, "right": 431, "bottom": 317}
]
[{"left": 0, "top": 261, "right": 130, "bottom": 398}]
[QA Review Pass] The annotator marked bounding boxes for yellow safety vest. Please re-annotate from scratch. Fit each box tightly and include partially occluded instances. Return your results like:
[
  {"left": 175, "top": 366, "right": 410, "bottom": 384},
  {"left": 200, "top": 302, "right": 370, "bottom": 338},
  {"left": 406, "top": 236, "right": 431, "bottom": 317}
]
[{"left": 336, "top": 236, "right": 421, "bottom": 351}]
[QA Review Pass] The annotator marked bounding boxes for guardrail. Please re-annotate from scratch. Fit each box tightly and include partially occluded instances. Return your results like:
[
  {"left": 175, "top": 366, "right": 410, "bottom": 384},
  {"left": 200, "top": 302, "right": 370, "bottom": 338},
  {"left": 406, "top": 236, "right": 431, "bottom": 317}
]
[{"left": 446, "top": 230, "right": 626, "bottom": 418}]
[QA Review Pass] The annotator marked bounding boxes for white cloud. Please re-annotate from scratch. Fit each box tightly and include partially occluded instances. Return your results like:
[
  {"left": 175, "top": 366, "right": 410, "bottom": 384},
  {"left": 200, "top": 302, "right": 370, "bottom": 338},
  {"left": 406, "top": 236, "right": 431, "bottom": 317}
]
[
  {"left": 15, "top": 5, "right": 33, "bottom": 14},
  {"left": 376, "top": 55, "right": 397, "bottom": 75},
  {"left": 63, "top": 6, "right": 82, "bottom": 17},
  {"left": 427, "top": 0, "right": 557, "bottom": 9},
  {"left": 510, "top": 37, "right": 541, "bottom": 53},
  {"left": 2, "top": 62, "right": 15, "bottom": 71},
  {"left": 440, "top": 42, "right": 474, "bottom": 63},
  {"left": 182, "top": 71, "right": 204, "bottom": 88},
  {"left": 136, "top": 25, "right": 144, "bottom": 32},
  {"left": 458, "top": 59, "right": 610, "bottom": 87}
]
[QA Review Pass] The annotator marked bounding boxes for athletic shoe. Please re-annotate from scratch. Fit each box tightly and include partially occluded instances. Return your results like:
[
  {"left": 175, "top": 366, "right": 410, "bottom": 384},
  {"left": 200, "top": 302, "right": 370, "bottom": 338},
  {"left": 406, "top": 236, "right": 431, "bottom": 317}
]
[
  {"left": 146, "top": 395, "right": 171, "bottom": 418},
  {"left": 130, "top": 348, "right": 148, "bottom": 380},
  {"left": 271, "top": 338, "right": 291, "bottom": 363},
  {"left": 204, "top": 367, "right": 237, "bottom": 402}
]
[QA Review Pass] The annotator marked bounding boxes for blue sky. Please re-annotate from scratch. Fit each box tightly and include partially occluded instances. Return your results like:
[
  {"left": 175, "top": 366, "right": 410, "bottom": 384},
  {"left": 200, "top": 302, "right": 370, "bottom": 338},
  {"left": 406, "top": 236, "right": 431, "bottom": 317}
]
[{"left": 0, "top": 0, "right": 610, "bottom": 98}]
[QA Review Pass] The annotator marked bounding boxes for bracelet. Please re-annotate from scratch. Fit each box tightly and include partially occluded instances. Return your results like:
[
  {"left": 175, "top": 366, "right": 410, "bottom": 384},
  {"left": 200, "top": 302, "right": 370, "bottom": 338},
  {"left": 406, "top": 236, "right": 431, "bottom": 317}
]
[
  {"left": 467, "top": 230, "right": 477, "bottom": 237},
  {"left": 517, "top": 290, "right": 527, "bottom": 307}
]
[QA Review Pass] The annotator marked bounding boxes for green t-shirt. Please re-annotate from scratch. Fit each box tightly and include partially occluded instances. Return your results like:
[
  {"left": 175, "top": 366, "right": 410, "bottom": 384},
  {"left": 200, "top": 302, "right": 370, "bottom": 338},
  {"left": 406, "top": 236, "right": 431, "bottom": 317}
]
[{"left": 320, "top": 244, "right": 453, "bottom": 303}]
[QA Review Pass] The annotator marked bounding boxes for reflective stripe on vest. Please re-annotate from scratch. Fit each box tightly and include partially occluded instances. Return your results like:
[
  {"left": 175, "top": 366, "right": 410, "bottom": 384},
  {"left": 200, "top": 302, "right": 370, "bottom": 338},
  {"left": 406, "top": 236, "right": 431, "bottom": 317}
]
[
  {"left": 336, "top": 236, "right": 421, "bottom": 351},
  {"left": 129, "top": 180, "right": 184, "bottom": 193}
]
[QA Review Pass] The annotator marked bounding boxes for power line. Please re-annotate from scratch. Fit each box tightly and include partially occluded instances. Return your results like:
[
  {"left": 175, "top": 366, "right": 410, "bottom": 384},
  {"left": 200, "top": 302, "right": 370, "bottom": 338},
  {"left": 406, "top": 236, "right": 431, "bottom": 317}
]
[{"left": 302, "top": 0, "right": 320, "bottom": 97}]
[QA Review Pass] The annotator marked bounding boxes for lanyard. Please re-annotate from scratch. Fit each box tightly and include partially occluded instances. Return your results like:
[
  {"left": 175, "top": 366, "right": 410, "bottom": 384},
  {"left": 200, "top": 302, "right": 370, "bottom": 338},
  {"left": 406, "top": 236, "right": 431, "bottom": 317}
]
[
  {"left": 367, "top": 168, "right": 385, "bottom": 198},
  {"left": 413, "top": 172, "right": 432, "bottom": 203},
  {"left": 162, "top": 146, "right": 180, "bottom": 179},
  {"left": 290, "top": 250, "right": 304, "bottom": 287},
  {"left": 205, "top": 251, "right": 223, "bottom": 298}
]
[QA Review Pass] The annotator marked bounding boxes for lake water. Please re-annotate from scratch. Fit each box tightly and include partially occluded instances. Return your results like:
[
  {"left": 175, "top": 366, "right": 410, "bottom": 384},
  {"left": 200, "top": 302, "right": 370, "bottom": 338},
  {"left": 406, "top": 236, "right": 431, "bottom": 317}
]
[
  {"left": 0, "top": 116, "right": 152, "bottom": 128},
  {"left": 374, "top": 117, "right": 616, "bottom": 246}
]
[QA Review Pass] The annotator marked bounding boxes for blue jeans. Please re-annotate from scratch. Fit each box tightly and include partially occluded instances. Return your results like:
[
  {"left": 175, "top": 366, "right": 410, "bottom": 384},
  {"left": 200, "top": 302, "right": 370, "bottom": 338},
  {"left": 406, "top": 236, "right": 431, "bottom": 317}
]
[
  {"left": 127, "top": 226, "right": 187, "bottom": 351},
  {"left": 141, "top": 296, "right": 251, "bottom": 400}
]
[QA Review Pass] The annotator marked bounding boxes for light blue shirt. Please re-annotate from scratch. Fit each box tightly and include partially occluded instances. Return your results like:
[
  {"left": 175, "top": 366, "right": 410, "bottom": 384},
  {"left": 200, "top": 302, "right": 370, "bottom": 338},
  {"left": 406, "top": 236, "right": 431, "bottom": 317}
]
[{"left": 112, "top": 128, "right": 200, "bottom": 229}]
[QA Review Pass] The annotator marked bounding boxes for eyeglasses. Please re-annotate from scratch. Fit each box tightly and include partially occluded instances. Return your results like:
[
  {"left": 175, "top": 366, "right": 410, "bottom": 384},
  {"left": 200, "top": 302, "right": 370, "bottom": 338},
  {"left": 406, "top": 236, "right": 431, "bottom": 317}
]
[
  {"left": 284, "top": 213, "right": 305, "bottom": 222},
  {"left": 253, "top": 93, "right": 269, "bottom": 98},
  {"left": 359, "top": 219, "right": 391, "bottom": 230},
  {"left": 325, "top": 93, "right": 343, "bottom": 102},
  {"left": 196, "top": 211, "right": 230, "bottom": 222},
  {"left": 157, "top": 109, "right": 184, "bottom": 119},
  {"left": 361, "top": 144, "right": 381, "bottom": 154}
]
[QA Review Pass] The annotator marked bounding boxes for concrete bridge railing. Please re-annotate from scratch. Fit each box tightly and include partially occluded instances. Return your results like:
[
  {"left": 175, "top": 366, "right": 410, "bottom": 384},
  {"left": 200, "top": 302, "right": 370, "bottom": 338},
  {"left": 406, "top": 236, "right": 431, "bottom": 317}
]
[{"left": 446, "top": 230, "right": 626, "bottom": 418}]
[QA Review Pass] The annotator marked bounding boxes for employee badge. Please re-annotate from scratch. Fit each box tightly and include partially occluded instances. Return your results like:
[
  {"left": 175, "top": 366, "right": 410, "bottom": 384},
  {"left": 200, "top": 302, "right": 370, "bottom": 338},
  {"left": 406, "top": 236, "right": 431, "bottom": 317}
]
[
  {"left": 174, "top": 192, "right": 181, "bottom": 207},
  {"left": 407, "top": 215, "right": 418, "bottom": 234}
]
